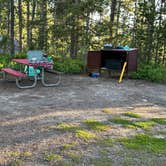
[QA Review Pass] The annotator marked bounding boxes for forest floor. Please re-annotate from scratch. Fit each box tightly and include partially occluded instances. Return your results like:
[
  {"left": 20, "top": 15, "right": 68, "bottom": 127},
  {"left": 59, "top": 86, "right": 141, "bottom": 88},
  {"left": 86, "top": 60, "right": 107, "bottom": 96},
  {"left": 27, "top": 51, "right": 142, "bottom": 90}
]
[{"left": 0, "top": 74, "right": 166, "bottom": 166}]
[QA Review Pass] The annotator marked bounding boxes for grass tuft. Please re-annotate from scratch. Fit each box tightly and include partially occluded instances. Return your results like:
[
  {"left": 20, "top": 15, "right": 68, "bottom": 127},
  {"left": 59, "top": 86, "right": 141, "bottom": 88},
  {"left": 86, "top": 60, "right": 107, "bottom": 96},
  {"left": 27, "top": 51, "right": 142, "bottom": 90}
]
[
  {"left": 120, "top": 134, "right": 166, "bottom": 154},
  {"left": 75, "top": 129, "right": 97, "bottom": 140},
  {"left": 134, "top": 121, "right": 156, "bottom": 129},
  {"left": 122, "top": 112, "right": 141, "bottom": 118},
  {"left": 44, "top": 153, "right": 62, "bottom": 162},
  {"left": 83, "top": 119, "right": 109, "bottom": 131},
  {"left": 56, "top": 123, "right": 80, "bottom": 132}
]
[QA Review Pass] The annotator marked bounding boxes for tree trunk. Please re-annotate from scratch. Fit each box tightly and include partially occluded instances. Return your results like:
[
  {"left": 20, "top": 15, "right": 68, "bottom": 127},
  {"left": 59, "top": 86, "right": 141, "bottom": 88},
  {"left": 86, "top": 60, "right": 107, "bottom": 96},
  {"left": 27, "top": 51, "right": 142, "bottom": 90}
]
[
  {"left": 26, "top": 0, "right": 30, "bottom": 49},
  {"left": 110, "top": 0, "right": 117, "bottom": 42},
  {"left": 18, "top": 0, "right": 22, "bottom": 51},
  {"left": 10, "top": 0, "right": 15, "bottom": 55},
  {"left": 38, "top": 0, "right": 47, "bottom": 50}
]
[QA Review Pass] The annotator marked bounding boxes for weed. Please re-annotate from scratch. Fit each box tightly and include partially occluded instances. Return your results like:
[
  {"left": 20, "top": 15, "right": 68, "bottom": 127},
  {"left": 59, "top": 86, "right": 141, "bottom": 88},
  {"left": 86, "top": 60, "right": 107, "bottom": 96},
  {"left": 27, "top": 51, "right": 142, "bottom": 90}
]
[{"left": 56, "top": 123, "right": 80, "bottom": 132}]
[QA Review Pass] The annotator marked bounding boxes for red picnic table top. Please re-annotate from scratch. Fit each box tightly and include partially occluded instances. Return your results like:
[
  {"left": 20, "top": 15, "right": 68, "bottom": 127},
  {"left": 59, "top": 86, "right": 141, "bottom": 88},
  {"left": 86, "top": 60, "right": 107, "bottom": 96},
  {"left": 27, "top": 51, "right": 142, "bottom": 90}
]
[{"left": 12, "top": 59, "right": 53, "bottom": 68}]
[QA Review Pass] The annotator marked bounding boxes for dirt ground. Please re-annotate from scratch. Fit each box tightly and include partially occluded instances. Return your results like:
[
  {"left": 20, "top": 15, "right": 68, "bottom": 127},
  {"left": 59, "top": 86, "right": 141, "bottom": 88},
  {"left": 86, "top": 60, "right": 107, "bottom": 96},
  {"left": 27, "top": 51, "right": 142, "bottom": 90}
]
[{"left": 0, "top": 74, "right": 165, "bottom": 166}]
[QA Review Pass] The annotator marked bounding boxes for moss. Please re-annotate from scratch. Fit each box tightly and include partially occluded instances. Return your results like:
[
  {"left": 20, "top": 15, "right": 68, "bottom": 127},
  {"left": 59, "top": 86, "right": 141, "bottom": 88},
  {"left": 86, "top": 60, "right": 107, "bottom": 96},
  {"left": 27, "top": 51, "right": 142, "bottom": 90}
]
[
  {"left": 83, "top": 119, "right": 109, "bottom": 131},
  {"left": 122, "top": 112, "right": 141, "bottom": 118},
  {"left": 120, "top": 134, "right": 166, "bottom": 154}
]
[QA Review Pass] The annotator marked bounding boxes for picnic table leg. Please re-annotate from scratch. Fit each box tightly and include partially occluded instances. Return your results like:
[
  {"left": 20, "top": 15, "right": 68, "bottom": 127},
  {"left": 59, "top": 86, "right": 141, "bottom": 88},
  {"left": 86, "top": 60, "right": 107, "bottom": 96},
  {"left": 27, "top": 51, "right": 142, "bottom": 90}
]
[
  {"left": 41, "top": 68, "right": 61, "bottom": 87},
  {"left": 16, "top": 75, "right": 37, "bottom": 89}
]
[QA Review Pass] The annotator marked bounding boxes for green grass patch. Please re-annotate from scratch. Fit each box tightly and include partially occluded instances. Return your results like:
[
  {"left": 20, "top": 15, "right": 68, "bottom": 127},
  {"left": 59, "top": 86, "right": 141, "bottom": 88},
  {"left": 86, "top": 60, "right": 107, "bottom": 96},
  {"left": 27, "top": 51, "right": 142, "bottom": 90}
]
[
  {"left": 120, "top": 134, "right": 166, "bottom": 154},
  {"left": 75, "top": 129, "right": 97, "bottom": 140},
  {"left": 83, "top": 119, "right": 109, "bottom": 131},
  {"left": 151, "top": 118, "right": 166, "bottom": 125},
  {"left": 134, "top": 121, "right": 156, "bottom": 129},
  {"left": 122, "top": 112, "right": 141, "bottom": 118},
  {"left": 44, "top": 153, "right": 62, "bottom": 162},
  {"left": 56, "top": 123, "right": 80, "bottom": 132},
  {"left": 109, "top": 117, "right": 136, "bottom": 128},
  {"left": 109, "top": 117, "right": 156, "bottom": 129}
]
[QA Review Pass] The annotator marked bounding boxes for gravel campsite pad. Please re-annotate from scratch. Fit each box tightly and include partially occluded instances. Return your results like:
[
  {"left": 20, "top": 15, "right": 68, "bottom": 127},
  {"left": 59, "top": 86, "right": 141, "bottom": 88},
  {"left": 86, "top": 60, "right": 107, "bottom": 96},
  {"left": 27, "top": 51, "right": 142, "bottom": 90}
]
[{"left": 0, "top": 75, "right": 166, "bottom": 166}]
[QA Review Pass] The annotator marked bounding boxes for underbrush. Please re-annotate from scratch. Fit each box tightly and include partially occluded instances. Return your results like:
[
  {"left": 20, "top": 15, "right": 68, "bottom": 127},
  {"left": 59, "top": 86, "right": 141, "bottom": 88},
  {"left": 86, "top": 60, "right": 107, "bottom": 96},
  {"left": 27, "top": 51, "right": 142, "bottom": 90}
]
[{"left": 131, "top": 63, "right": 166, "bottom": 83}]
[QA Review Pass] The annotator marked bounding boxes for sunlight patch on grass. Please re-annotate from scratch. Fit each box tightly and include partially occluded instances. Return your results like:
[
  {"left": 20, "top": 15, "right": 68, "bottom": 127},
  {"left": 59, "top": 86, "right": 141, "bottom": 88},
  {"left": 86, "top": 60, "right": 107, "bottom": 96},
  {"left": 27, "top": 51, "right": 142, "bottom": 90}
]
[
  {"left": 120, "top": 134, "right": 166, "bottom": 154},
  {"left": 151, "top": 118, "right": 166, "bottom": 125},
  {"left": 83, "top": 119, "right": 109, "bottom": 131},
  {"left": 122, "top": 112, "right": 141, "bottom": 118},
  {"left": 75, "top": 129, "right": 97, "bottom": 140},
  {"left": 44, "top": 153, "right": 62, "bottom": 162}
]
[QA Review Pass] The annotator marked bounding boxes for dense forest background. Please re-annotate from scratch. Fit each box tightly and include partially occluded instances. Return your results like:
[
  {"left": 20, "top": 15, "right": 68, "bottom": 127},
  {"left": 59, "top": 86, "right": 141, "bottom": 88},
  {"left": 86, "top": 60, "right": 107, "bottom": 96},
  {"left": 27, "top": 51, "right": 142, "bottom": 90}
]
[{"left": 0, "top": 0, "right": 165, "bottom": 65}]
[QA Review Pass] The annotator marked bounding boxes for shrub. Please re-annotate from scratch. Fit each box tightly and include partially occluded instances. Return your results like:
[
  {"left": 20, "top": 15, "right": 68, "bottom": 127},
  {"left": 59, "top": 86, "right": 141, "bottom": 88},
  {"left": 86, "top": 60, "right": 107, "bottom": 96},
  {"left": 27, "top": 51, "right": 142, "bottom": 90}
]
[
  {"left": 53, "top": 58, "right": 85, "bottom": 74},
  {"left": 131, "top": 63, "right": 166, "bottom": 82}
]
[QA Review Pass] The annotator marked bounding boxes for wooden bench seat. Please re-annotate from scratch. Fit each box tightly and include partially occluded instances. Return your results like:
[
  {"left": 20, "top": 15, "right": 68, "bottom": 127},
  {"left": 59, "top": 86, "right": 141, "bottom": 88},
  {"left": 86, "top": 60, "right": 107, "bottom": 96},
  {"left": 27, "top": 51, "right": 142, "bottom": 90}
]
[{"left": 1, "top": 68, "right": 26, "bottom": 77}]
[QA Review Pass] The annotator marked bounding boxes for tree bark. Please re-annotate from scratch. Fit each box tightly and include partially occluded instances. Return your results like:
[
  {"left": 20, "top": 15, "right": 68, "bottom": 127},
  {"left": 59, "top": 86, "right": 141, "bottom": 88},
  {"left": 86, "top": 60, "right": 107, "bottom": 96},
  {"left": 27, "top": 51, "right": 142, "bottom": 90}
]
[
  {"left": 18, "top": 0, "right": 22, "bottom": 51},
  {"left": 110, "top": 0, "right": 117, "bottom": 42},
  {"left": 10, "top": 0, "right": 15, "bottom": 54}
]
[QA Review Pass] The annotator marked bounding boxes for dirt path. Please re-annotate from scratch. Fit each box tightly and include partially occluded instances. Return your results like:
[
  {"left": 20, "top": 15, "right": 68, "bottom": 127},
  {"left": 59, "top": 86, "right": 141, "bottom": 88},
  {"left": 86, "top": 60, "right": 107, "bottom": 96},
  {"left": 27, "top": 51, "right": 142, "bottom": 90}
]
[{"left": 0, "top": 75, "right": 165, "bottom": 165}]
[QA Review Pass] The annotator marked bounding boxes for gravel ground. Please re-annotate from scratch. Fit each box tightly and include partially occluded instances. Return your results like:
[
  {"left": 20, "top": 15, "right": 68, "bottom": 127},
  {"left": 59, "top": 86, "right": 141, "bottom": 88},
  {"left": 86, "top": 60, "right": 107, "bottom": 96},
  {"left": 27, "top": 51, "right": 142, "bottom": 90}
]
[{"left": 0, "top": 74, "right": 165, "bottom": 165}]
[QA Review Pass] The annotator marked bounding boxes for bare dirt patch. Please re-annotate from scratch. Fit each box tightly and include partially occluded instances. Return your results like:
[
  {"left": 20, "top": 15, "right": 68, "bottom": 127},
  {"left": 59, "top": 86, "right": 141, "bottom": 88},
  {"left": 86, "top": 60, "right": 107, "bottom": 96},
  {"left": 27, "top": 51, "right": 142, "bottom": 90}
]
[{"left": 0, "top": 75, "right": 165, "bottom": 165}]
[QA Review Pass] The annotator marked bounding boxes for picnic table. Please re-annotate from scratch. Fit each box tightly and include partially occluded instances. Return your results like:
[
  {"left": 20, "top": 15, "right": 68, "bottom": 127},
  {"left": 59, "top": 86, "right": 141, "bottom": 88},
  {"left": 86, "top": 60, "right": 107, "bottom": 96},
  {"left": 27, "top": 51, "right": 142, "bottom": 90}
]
[{"left": 1, "top": 58, "right": 61, "bottom": 89}]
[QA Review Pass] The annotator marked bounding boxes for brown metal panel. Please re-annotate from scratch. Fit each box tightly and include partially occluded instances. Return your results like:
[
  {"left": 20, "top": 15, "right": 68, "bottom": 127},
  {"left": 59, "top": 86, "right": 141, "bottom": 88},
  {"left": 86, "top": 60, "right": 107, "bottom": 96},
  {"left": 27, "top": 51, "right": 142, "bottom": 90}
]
[
  {"left": 87, "top": 51, "right": 101, "bottom": 69},
  {"left": 127, "top": 49, "right": 138, "bottom": 71}
]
